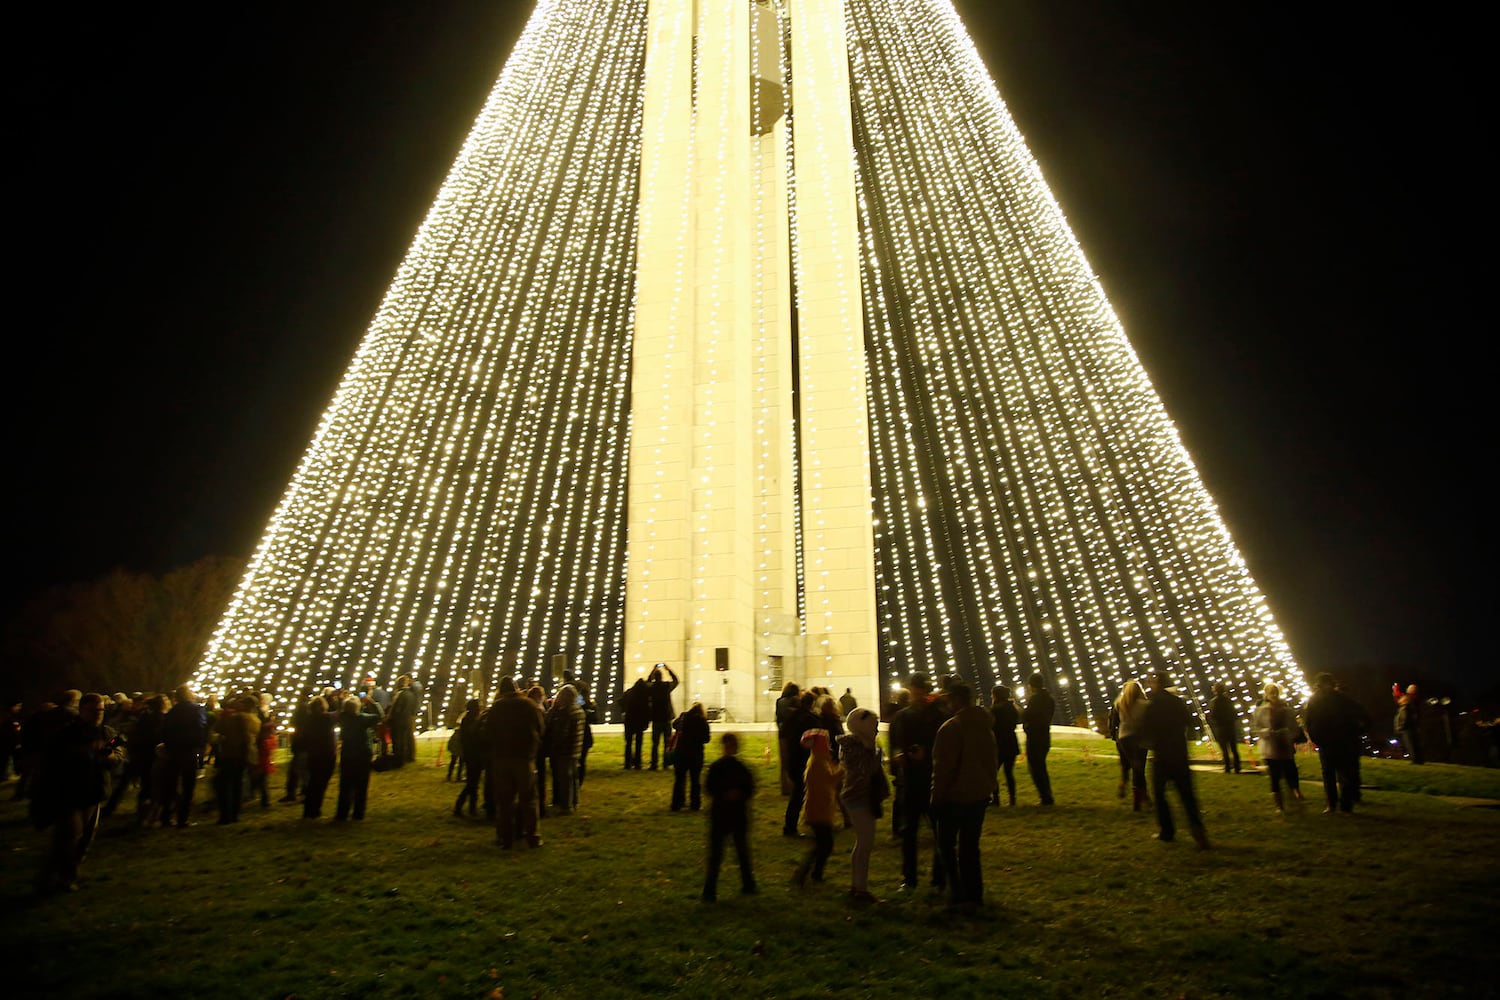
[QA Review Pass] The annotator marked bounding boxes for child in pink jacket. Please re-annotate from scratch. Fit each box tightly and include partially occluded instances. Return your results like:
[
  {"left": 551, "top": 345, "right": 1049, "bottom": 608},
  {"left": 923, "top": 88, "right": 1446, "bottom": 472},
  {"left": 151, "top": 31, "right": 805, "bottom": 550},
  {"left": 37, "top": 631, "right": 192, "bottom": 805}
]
[{"left": 794, "top": 729, "right": 843, "bottom": 886}]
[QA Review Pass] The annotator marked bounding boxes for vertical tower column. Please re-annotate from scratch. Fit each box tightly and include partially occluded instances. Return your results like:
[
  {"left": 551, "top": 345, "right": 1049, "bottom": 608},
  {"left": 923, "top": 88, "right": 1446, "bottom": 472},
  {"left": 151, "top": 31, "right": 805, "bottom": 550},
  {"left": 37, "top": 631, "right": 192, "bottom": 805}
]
[
  {"left": 627, "top": 0, "right": 880, "bottom": 720},
  {"left": 626, "top": 0, "right": 698, "bottom": 689},
  {"left": 788, "top": 0, "right": 880, "bottom": 709}
]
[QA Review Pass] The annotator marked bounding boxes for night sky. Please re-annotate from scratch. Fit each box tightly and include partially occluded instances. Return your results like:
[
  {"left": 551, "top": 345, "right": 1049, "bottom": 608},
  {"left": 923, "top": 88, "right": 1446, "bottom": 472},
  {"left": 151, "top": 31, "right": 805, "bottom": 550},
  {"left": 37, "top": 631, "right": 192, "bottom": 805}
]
[{"left": 9, "top": 3, "right": 1483, "bottom": 695}]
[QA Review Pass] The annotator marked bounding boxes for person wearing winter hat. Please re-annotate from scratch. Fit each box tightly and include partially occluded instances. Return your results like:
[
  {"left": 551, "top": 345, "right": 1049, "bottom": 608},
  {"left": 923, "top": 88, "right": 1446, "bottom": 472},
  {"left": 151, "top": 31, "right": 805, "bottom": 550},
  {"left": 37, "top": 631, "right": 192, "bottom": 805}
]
[
  {"left": 793, "top": 729, "right": 843, "bottom": 887},
  {"left": 838, "top": 708, "right": 889, "bottom": 903}
]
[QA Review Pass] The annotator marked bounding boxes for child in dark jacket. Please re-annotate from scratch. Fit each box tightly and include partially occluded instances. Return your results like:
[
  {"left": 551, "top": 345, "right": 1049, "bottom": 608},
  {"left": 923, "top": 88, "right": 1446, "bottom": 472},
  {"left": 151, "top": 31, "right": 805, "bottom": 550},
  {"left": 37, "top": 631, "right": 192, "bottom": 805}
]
[{"left": 701, "top": 733, "right": 757, "bottom": 902}]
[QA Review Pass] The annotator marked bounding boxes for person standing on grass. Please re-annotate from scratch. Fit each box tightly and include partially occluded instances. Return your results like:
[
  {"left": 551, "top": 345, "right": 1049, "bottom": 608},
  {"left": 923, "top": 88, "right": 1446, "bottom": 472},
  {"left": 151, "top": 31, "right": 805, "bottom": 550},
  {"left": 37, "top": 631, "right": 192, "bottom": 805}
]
[
  {"left": 931, "top": 682, "right": 997, "bottom": 912},
  {"left": 212, "top": 696, "right": 260, "bottom": 825},
  {"left": 780, "top": 690, "right": 820, "bottom": 838},
  {"left": 248, "top": 693, "right": 278, "bottom": 809},
  {"left": 486, "top": 676, "right": 545, "bottom": 849},
  {"left": 1393, "top": 683, "right": 1424, "bottom": 765},
  {"left": 621, "top": 677, "right": 651, "bottom": 770},
  {"left": 989, "top": 685, "right": 1021, "bottom": 807},
  {"left": 1304, "top": 672, "right": 1365, "bottom": 815},
  {"left": 545, "top": 684, "right": 586, "bottom": 815},
  {"left": 1141, "top": 671, "right": 1209, "bottom": 848},
  {"left": 670, "top": 702, "right": 712, "bottom": 812},
  {"left": 1252, "top": 683, "right": 1303, "bottom": 814},
  {"left": 888, "top": 673, "right": 944, "bottom": 891},
  {"left": 1208, "top": 682, "right": 1242, "bottom": 774},
  {"left": 793, "top": 729, "right": 842, "bottom": 887},
  {"left": 452, "top": 698, "right": 486, "bottom": 817},
  {"left": 334, "top": 695, "right": 383, "bottom": 821},
  {"left": 1021, "top": 673, "right": 1056, "bottom": 806},
  {"left": 300, "top": 697, "right": 337, "bottom": 820},
  {"left": 127, "top": 694, "right": 166, "bottom": 824},
  {"left": 562, "top": 672, "right": 598, "bottom": 791},
  {"left": 648, "top": 663, "right": 680, "bottom": 771},
  {"left": 837, "top": 707, "right": 888, "bottom": 904},
  {"left": 701, "top": 732, "right": 757, "bottom": 902},
  {"left": 31, "top": 692, "right": 123, "bottom": 893},
  {"left": 160, "top": 684, "right": 207, "bottom": 828},
  {"left": 527, "top": 685, "right": 551, "bottom": 816},
  {"left": 281, "top": 690, "right": 314, "bottom": 802},
  {"left": 775, "top": 682, "right": 802, "bottom": 796},
  {"left": 1114, "top": 679, "right": 1151, "bottom": 812},
  {"left": 385, "top": 676, "right": 418, "bottom": 768}
]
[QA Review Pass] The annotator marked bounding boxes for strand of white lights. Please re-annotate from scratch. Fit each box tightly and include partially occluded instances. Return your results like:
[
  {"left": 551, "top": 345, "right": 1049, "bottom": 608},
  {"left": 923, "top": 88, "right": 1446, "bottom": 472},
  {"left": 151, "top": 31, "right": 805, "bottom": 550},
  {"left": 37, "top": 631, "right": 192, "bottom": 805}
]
[
  {"left": 846, "top": 0, "right": 1301, "bottom": 723},
  {"left": 195, "top": 0, "right": 649, "bottom": 714}
]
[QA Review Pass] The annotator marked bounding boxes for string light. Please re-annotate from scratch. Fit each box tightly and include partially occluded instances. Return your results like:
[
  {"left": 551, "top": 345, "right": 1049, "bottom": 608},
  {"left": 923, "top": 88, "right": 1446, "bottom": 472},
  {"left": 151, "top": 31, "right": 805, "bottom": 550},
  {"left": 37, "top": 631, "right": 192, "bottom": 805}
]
[{"left": 193, "top": 0, "right": 1301, "bottom": 735}]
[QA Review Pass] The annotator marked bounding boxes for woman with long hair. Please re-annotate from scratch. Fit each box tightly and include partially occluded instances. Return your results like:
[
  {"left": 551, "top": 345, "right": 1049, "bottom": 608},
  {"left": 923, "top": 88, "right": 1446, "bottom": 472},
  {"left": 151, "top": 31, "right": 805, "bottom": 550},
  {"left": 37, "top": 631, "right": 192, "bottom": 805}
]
[
  {"left": 1113, "top": 679, "right": 1151, "bottom": 812},
  {"left": 544, "top": 685, "right": 585, "bottom": 814}
]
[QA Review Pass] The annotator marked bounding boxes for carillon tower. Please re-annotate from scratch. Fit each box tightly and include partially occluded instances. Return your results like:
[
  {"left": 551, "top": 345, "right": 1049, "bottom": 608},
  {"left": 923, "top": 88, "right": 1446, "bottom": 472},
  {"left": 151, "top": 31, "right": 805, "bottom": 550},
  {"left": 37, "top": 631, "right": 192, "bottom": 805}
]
[
  {"left": 625, "top": 0, "right": 879, "bottom": 722},
  {"left": 191, "top": 0, "right": 1303, "bottom": 730}
]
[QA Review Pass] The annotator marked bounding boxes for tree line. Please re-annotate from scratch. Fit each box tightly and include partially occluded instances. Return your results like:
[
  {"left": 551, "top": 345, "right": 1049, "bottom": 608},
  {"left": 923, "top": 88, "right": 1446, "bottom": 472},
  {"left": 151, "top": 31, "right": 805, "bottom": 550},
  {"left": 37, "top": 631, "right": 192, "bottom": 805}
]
[{"left": 0, "top": 556, "right": 244, "bottom": 705}]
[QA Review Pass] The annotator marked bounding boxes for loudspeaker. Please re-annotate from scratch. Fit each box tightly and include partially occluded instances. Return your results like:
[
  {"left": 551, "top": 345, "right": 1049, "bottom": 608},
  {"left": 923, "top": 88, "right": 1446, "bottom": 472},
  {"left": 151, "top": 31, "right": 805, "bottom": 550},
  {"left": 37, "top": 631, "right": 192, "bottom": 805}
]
[{"left": 714, "top": 647, "right": 730, "bottom": 672}]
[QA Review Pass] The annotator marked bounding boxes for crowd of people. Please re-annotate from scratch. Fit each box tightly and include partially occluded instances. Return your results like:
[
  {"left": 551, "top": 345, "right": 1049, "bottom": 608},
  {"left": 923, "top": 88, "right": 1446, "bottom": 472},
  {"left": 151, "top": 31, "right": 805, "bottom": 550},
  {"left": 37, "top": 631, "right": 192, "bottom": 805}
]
[{"left": 0, "top": 661, "right": 1442, "bottom": 908}]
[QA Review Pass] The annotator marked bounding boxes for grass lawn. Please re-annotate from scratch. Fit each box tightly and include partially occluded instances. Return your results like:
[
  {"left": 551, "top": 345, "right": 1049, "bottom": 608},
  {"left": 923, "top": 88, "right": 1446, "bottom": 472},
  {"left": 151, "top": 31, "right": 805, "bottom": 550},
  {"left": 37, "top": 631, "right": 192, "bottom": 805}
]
[{"left": 1, "top": 731, "right": 1496, "bottom": 999}]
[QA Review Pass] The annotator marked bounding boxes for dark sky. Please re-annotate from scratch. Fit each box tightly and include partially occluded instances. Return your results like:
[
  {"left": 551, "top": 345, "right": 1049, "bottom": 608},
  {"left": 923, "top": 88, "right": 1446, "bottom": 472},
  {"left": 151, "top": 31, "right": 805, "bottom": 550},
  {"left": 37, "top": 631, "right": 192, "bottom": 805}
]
[{"left": 9, "top": 3, "right": 1484, "bottom": 696}]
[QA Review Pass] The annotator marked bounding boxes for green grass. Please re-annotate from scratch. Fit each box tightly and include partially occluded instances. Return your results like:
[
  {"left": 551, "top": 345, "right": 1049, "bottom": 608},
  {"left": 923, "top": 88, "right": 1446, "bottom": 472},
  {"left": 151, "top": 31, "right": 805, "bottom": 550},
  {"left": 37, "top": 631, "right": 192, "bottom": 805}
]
[{"left": 2, "top": 732, "right": 1496, "bottom": 999}]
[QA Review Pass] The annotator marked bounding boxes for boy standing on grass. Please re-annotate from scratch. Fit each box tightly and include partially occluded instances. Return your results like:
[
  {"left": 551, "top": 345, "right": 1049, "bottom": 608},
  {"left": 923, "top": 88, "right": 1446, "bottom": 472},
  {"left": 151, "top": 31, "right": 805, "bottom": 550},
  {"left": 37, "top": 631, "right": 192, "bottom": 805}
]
[{"left": 702, "top": 733, "right": 757, "bottom": 902}]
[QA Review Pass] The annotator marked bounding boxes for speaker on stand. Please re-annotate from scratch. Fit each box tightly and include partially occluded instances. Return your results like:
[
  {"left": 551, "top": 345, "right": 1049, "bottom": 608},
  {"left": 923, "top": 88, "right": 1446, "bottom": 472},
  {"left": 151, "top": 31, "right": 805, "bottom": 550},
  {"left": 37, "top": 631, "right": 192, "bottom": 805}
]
[{"left": 715, "top": 647, "right": 733, "bottom": 722}]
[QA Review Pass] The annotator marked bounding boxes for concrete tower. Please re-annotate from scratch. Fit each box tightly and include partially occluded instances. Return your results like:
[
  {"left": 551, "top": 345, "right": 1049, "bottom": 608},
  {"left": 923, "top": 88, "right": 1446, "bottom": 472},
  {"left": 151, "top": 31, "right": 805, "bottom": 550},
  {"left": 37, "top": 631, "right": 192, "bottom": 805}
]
[{"left": 625, "top": 0, "right": 879, "bottom": 722}]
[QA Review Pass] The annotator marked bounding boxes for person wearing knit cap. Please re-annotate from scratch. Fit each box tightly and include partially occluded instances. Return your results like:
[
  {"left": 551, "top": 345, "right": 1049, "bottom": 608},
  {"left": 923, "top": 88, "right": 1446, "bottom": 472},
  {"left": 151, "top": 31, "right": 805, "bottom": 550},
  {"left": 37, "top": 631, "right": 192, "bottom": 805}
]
[
  {"left": 793, "top": 729, "right": 843, "bottom": 887},
  {"left": 838, "top": 708, "right": 888, "bottom": 904}
]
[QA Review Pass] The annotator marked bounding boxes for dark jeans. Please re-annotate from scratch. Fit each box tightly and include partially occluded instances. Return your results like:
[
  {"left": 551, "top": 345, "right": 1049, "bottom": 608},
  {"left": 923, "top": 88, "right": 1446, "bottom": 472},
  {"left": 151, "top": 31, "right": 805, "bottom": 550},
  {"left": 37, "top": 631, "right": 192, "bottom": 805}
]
[
  {"left": 1319, "top": 749, "right": 1360, "bottom": 812},
  {"left": 651, "top": 722, "right": 671, "bottom": 769},
  {"left": 1214, "top": 730, "right": 1241, "bottom": 772},
  {"left": 624, "top": 727, "right": 645, "bottom": 769},
  {"left": 1026, "top": 736, "right": 1054, "bottom": 805},
  {"left": 897, "top": 774, "right": 941, "bottom": 886},
  {"left": 549, "top": 755, "right": 577, "bottom": 811},
  {"left": 1117, "top": 736, "right": 1147, "bottom": 791},
  {"left": 491, "top": 757, "right": 538, "bottom": 847},
  {"left": 162, "top": 748, "right": 200, "bottom": 826},
  {"left": 456, "top": 760, "right": 488, "bottom": 815},
  {"left": 704, "top": 810, "right": 755, "bottom": 899},
  {"left": 282, "top": 748, "right": 307, "bottom": 800},
  {"left": 803, "top": 822, "right": 835, "bottom": 879},
  {"left": 1151, "top": 758, "right": 1203, "bottom": 839},
  {"left": 672, "top": 759, "right": 703, "bottom": 810},
  {"left": 934, "top": 800, "right": 987, "bottom": 905},
  {"left": 304, "top": 757, "right": 335, "bottom": 818},
  {"left": 1400, "top": 730, "right": 1424, "bottom": 765},
  {"left": 214, "top": 759, "right": 247, "bottom": 823},
  {"left": 1265, "top": 757, "right": 1300, "bottom": 796},
  {"left": 995, "top": 758, "right": 1017, "bottom": 804},
  {"left": 783, "top": 768, "right": 806, "bottom": 835},
  {"left": 336, "top": 752, "right": 372, "bottom": 820}
]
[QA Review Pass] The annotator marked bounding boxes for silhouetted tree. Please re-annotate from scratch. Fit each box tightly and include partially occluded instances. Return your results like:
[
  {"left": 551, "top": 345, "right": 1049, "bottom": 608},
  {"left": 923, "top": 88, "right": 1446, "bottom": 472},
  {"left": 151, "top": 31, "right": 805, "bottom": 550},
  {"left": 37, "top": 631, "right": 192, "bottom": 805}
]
[{"left": 0, "top": 555, "right": 244, "bottom": 702}]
